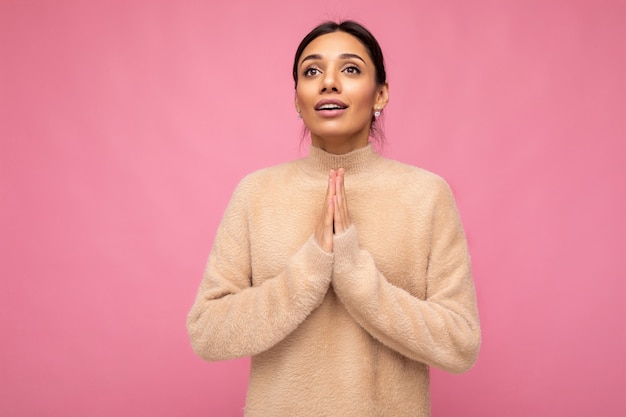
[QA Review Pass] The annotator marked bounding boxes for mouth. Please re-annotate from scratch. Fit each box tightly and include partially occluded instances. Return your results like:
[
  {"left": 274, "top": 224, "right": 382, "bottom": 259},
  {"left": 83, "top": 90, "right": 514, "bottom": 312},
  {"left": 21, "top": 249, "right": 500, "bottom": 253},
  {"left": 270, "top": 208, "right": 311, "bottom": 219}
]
[{"left": 314, "top": 100, "right": 348, "bottom": 116}]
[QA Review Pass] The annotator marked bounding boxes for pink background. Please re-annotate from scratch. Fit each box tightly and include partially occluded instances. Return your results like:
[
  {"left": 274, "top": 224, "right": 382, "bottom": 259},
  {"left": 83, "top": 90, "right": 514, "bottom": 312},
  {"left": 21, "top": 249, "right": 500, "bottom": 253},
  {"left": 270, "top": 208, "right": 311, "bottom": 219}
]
[{"left": 1, "top": 1, "right": 624, "bottom": 416}]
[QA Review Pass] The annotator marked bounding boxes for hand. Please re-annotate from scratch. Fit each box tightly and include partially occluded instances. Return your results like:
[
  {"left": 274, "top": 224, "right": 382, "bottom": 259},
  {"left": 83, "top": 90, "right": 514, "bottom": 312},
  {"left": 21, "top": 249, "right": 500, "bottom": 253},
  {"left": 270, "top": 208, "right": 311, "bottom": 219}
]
[
  {"left": 314, "top": 169, "right": 352, "bottom": 252},
  {"left": 314, "top": 170, "right": 336, "bottom": 252},
  {"left": 332, "top": 168, "right": 351, "bottom": 235}
]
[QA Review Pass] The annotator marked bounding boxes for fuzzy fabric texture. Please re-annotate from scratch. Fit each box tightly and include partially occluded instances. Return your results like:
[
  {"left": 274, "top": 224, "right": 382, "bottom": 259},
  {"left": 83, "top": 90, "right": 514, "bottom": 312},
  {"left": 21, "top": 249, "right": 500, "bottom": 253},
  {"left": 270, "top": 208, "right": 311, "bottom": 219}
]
[{"left": 187, "top": 144, "right": 481, "bottom": 417}]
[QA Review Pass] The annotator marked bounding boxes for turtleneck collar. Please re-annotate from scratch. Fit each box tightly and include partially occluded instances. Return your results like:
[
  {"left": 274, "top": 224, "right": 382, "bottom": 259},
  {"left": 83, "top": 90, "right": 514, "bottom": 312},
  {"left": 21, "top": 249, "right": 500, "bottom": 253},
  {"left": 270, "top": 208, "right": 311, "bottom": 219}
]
[{"left": 299, "top": 143, "right": 381, "bottom": 177}]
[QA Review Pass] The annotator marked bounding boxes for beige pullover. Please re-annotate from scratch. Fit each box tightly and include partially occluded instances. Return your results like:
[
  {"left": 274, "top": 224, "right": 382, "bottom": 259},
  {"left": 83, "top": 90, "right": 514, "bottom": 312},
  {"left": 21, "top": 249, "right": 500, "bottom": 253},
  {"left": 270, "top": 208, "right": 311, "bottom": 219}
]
[{"left": 187, "top": 144, "right": 481, "bottom": 416}]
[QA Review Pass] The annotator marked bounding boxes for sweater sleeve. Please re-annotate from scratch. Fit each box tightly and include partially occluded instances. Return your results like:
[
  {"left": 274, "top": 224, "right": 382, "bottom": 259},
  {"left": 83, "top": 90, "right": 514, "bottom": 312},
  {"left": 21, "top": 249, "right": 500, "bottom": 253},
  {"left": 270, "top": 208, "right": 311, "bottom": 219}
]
[
  {"left": 186, "top": 179, "right": 334, "bottom": 361},
  {"left": 331, "top": 181, "right": 480, "bottom": 373}
]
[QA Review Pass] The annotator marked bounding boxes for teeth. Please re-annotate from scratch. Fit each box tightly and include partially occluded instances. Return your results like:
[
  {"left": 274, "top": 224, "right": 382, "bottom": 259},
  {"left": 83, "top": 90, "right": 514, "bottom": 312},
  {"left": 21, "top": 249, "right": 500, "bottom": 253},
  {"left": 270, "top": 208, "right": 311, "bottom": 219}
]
[{"left": 318, "top": 104, "right": 343, "bottom": 110}]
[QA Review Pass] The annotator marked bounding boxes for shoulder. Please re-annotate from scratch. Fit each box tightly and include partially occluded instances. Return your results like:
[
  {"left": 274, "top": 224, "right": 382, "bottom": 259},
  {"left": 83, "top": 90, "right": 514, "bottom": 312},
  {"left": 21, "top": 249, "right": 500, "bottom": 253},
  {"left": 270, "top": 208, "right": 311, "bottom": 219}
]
[
  {"left": 376, "top": 158, "right": 463, "bottom": 224},
  {"left": 231, "top": 158, "right": 304, "bottom": 196},
  {"left": 378, "top": 156, "right": 452, "bottom": 195}
]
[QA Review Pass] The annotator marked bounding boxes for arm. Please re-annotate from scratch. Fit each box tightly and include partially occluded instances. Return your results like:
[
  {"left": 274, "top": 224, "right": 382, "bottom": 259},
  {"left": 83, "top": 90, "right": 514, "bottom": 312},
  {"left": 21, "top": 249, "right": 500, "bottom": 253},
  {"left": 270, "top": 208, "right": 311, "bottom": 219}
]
[
  {"left": 331, "top": 180, "right": 480, "bottom": 373},
  {"left": 186, "top": 179, "right": 333, "bottom": 361}
]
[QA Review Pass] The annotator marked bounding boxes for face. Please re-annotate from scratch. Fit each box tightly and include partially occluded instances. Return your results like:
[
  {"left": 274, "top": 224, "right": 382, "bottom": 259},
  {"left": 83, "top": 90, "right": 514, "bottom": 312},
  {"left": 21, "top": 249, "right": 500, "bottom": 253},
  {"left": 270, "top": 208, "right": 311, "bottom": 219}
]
[{"left": 295, "top": 31, "right": 389, "bottom": 152}]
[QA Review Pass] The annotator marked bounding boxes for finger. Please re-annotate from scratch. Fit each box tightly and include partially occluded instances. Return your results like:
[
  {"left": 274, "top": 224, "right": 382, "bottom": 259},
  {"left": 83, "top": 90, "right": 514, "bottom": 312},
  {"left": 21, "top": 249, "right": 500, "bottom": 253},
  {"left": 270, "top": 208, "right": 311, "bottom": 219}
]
[
  {"left": 322, "top": 196, "right": 334, "bottom": 251},
  {"left": 329, "top": 169, "right": 337, "bottom": 191},
  {"left": 315, "top": 201, "right": 334, "bottom": 251},
  {"left": 334, "top": 169, "right": 350, "bottom": 232},
  {"left": 324, "top": 194, "right": 334, "bottom": 227},
  {"left": 335, "top": 168, "right": 343, "bottom": 207},
  {"left": 332, "top": 169, "right": 343, "bottom": 234},
  {"left": 316, "top": 197, "right": 334, "bottom": 252},
  {"left": 321, "top": 174, "right": 334, "bottom": 221},
  {"left": 333, "top": 194, "right": 344, "bottom": 234},
  {"left": 315, "top": 175, "right": 336, "bottom": 252},
  {"left": 326, "top": 171, "right": 336, "bottom": 200}
]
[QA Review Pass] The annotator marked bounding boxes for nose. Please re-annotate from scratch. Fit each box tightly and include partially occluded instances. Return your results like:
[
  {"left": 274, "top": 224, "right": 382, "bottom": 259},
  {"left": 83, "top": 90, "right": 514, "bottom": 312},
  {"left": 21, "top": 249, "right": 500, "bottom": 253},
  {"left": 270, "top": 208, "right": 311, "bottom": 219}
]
[{"left": 320, "top": 68, "right": 340, "bottom": 93}]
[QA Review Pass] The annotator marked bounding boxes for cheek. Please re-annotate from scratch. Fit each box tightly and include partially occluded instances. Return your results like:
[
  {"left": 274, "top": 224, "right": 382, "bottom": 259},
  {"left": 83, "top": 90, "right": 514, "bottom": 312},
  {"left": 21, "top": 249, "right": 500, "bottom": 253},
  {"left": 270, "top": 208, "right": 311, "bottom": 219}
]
[
  {"left": 345, "top": 82, "right": 377, "bottom": 109},
  {"left": 296, "top": 84, "right": 316, "bottom": 107}
]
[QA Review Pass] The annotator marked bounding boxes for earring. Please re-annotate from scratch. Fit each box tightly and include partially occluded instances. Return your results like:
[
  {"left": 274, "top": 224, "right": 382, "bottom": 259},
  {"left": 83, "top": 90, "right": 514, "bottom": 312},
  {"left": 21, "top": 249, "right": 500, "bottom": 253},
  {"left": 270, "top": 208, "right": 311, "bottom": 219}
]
[
  {"left": 374, "top": 107, "right": 381, "bottom": 118},
  {"left": 297, "top": 110, "right": 302, "bottom": 119}
]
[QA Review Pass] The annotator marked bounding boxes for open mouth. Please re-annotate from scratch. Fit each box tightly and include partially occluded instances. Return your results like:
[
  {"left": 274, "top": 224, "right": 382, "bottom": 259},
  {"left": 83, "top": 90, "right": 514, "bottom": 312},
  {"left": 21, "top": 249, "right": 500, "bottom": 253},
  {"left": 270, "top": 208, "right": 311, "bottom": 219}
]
[
  {"left": 316, "top": 103, "right": 348, "bottom": 111},
  {"left": 314, "top": 100, "right": 349, "bottom": 115}
]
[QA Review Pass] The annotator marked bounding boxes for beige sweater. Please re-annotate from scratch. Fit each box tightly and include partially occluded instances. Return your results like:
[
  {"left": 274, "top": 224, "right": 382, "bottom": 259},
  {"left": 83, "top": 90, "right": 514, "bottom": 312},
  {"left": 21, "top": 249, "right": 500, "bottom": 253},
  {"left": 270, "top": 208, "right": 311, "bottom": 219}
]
[{"left": 187, "top": 144, "right": 480, "bottom": 416}]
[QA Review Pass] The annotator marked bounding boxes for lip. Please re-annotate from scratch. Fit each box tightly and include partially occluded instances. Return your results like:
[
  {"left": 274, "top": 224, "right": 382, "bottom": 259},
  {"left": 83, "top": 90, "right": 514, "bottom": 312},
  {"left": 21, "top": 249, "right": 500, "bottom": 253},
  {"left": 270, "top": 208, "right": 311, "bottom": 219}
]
[{"left": 314, "top": 99, "right": 348, "bottom": 111}]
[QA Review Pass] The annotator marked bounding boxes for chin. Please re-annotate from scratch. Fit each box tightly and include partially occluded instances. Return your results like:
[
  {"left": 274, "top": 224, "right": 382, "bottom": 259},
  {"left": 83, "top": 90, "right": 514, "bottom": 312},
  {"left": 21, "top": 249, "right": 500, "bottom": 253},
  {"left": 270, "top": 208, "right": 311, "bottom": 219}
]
[{"left": 310, "top": 126, "right": 360, "bottom": 138}]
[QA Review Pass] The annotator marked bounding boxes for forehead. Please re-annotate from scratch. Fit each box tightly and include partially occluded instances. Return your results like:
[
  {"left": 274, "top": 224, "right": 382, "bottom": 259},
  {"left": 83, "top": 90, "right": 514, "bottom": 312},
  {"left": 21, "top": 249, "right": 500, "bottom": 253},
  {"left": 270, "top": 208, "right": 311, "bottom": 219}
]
[{"left": 299, "top": 31, "right": 371, "bottom": 64}]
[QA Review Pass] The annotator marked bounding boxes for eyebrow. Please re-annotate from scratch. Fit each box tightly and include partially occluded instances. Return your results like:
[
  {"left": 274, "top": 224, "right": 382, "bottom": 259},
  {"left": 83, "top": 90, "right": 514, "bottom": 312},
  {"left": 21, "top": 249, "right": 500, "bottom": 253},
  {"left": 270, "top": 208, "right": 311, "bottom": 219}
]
[{"left": 300, "top": 53, "right": 367, "bottom": 66}]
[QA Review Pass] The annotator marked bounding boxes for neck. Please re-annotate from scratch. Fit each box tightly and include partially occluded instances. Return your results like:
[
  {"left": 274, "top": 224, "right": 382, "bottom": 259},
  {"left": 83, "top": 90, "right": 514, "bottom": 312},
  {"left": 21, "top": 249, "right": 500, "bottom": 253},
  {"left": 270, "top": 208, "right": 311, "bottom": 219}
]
[
  {"left": 310, "top": 133, "right": 370, "bottom": 155},
  {"left": 301, "top": 142, "right": 379, "bottom": 178}
]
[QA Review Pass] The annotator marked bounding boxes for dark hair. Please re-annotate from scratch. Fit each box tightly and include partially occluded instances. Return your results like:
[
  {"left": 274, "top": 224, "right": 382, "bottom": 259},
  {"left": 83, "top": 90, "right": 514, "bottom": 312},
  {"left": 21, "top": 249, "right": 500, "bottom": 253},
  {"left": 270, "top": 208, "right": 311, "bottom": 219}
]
[
  {"left": 292, "top": 20, "right": 387, "bottom": 88},
  {"left": 292, "top": 20, "right": 387, "bottom": 144}
]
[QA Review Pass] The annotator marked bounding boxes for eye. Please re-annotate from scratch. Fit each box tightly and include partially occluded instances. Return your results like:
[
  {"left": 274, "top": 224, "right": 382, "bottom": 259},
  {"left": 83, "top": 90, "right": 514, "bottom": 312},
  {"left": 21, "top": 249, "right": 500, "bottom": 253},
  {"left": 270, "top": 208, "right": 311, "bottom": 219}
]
[
  {"left": 303, "top": 67, "right": 321, "bottom": 77},
  {"left": 343, "top": 65, "right": 361, "bottom": 75}
]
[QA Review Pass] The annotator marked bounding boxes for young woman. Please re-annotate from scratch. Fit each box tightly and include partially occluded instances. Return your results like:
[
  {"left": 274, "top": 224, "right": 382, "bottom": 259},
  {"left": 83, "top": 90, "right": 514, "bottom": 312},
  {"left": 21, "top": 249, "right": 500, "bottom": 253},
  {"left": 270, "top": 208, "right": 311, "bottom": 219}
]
[{"left": 187, "top": 20, "right": 481, "bottom": 417}]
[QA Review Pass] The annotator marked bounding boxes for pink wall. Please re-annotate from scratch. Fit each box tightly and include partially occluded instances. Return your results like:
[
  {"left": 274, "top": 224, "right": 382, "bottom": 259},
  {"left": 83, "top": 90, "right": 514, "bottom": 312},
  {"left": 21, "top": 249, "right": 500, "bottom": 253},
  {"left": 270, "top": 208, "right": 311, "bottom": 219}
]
[{"left": 1, "top": 1, "right": 624, "bottom": 416}]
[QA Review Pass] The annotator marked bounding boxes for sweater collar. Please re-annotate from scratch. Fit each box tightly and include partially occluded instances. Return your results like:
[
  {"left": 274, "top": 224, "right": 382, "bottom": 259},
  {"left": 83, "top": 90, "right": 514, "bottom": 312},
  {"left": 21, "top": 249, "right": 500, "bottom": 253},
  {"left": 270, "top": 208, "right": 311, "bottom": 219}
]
[{"left": 300, "top": 143, "right": 380, "bottom": 177}]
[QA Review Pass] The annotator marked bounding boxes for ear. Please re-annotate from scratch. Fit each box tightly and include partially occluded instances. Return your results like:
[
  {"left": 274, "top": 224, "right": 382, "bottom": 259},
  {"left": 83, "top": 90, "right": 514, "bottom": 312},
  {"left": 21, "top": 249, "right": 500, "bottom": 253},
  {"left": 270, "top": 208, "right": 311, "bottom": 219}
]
[
  {"left": 294, "top": 92, "right": 300, "bottom": 113},
  {"left": 374, "top": 82, "right": 389, "bottom": 111}
]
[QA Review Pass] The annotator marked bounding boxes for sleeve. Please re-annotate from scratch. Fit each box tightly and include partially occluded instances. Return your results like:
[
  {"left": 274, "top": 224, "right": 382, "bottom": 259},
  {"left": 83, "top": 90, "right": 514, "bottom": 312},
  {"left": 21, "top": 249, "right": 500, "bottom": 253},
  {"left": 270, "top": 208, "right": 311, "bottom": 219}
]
[
  {"left": 331, "top": 181, "right": 481, "bottom": 373},
  {"left": 186, "top": 179, "right": 334, "bottom": 361}
]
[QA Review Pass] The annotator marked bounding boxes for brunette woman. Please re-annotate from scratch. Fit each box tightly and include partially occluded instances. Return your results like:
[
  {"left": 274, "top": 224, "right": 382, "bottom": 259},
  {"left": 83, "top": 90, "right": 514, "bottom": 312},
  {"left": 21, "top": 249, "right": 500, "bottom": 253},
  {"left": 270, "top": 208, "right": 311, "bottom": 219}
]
[{"left": 187, "top": 20, "right": 480, "bottom": 417}]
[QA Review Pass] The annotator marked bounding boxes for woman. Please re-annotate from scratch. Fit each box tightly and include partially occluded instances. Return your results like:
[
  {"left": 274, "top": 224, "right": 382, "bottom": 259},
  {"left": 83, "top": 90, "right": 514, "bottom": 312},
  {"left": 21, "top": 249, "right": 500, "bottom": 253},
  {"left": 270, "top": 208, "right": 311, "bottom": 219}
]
[{"left": 187, "top": 20, "right": 480, "bottom": 416}]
